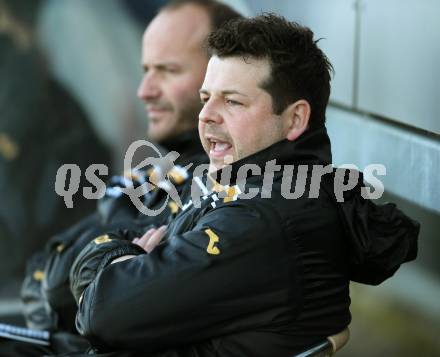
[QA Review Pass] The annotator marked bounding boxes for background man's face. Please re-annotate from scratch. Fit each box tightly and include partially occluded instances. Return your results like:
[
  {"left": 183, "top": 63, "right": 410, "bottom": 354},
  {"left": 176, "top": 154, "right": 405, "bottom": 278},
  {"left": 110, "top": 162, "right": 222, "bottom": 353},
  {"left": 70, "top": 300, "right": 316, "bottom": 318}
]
[
  {"left": 199, "top": 56, "right": 289, "bottom": 172},
  {"left": 137, "top": 5, "right": 210, "bottom": 143}
]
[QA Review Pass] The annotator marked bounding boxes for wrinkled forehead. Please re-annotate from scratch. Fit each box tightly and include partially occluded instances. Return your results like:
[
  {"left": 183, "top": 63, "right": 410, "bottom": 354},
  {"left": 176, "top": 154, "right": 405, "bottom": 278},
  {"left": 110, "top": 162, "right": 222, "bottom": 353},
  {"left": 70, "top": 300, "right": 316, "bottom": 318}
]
[
  {"left": 142, "top": 4, "right": 211, "bottom": 59},
  {"left": 203, "top": 55, "right": 271, "bottom": 92}
]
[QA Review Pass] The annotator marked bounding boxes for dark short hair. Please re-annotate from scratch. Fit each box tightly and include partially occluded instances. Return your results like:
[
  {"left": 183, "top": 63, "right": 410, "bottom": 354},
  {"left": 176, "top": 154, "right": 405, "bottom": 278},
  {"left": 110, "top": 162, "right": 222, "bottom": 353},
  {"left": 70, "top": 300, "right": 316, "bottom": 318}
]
[
  {"left": 207, "top": 13, "right": 333, "bottom": 130},
  {"left": 161, "top": 0, "right": 242, "bottom": 32}
]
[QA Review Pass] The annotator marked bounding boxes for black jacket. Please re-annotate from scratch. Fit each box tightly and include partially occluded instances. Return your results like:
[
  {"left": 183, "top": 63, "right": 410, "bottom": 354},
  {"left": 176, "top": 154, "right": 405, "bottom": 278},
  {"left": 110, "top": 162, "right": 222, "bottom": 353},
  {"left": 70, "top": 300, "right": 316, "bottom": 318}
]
[
  {"left": 20, "top": 129, "right": 207, "bottom": 340},
  {"left": 70, "top": 128, "right": 418, "bottom": 356}
]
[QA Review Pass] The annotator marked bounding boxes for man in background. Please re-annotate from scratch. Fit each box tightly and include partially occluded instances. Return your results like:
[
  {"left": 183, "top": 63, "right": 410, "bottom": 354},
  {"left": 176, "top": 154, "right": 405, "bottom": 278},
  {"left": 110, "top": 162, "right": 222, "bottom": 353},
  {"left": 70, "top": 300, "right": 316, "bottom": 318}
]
[{"left": 0, "top": 1, "right": 241, "bottom": 356}]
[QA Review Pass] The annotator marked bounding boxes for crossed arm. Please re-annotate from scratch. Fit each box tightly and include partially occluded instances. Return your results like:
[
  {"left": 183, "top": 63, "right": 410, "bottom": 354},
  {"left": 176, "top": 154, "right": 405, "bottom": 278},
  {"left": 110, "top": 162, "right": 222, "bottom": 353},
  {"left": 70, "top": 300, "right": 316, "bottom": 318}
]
[{"left": 70, "top": 201, "right": 289, "bottom": 353}]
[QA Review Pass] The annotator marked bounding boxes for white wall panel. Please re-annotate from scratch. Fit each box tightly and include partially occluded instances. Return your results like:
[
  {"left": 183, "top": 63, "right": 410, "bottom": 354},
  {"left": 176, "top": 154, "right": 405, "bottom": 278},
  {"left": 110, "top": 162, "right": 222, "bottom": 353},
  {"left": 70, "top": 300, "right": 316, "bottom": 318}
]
[
  {"left": 357, "top": 0, "right": 440, "bottom": 133},
  {"left": 246, "top": 0, "right": 290, "bottom": 15},
  {"left": 286, "top": 0, "right": 357, "bottom": 107},
  {"left": 327, "top": 106, "right": 440, "bottom": 213}
]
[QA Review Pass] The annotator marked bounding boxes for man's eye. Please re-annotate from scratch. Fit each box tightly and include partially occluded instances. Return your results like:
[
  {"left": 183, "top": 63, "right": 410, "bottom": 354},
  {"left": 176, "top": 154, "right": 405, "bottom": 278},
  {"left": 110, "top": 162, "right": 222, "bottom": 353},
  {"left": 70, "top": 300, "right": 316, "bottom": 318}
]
[
  {"left": 157, "top": 66, "right": 179, "bottom": 74},
  {"left": 200, "top": 97, "right": 209, "bottom": 104},
  {"left": 226, "top": 99, "right": 242, "bottom": 106},
  {"left": 165, "top": 67, "right": 180, "bottom": 74}
]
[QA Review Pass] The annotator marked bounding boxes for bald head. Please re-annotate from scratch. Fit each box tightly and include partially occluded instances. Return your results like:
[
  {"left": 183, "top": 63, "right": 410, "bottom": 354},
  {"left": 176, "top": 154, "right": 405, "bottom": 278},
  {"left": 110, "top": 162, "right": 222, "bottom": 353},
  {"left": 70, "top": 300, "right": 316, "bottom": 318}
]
[
  {"left": 137, "top": 4, "right": 212, "bottom": 143},
  {"left": 146, "top": 4, "right": 211, "bottom": 59}
]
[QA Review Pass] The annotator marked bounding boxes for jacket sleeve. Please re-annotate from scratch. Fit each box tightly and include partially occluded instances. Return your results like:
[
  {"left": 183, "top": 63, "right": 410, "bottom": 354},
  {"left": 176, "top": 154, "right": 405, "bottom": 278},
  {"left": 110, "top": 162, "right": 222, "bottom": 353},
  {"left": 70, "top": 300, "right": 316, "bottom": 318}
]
[
  {"left": 71, "top": 201, "right": 292, "bottom": 353},
  {"left": 20, "top": 213, "right": 100, "bottom": 331},
  {"left": 20, "top": 250, "right": 54, "bottom": 330}
]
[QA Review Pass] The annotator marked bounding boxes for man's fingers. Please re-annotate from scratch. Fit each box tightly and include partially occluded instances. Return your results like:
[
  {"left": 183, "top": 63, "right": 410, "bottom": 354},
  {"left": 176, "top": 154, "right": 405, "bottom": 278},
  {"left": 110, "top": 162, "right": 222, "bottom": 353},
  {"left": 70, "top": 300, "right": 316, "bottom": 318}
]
[
  {"left": 145, "top": 226, "right": 167, "bottom": 253},
  {"left": 141, "top": 228, "right": 156, "bottom": 240},
  {"left": 133, "top": 226, "right": 167, "bottom": 252},
  {"left": 133, "top": 228, "right": 156, "bottom": 248}
]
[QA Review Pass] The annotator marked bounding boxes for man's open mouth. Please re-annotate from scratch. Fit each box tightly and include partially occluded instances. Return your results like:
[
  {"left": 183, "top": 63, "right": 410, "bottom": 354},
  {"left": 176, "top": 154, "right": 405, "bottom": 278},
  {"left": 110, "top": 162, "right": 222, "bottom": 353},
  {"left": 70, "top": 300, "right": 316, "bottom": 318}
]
[{"left": 207, "top": 137, "right": 232, "bottom": 156}]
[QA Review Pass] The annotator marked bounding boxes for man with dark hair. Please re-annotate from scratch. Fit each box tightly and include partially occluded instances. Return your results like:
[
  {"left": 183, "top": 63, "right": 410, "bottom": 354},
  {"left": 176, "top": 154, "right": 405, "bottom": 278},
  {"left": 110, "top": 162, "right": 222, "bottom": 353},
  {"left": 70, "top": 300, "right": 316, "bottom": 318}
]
[
  {"left": 69, "top": 13, "right": 418, "bottom": 357},
  {"left": 0, "top": 1, "right": 242, "bottom": 356},
  {"left": 199, "top": 13, "right": 333, "bottom": 172}
]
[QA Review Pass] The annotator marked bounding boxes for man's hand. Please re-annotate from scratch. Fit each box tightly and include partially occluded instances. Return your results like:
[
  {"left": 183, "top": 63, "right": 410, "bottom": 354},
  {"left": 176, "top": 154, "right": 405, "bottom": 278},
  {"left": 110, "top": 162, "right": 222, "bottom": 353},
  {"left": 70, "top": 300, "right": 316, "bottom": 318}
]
[
  {"left": 111, "top": 226, "right": 167, "bottom": 264},
  {"left": 133, "top": 226, "right": 167, "bottom": 253}
]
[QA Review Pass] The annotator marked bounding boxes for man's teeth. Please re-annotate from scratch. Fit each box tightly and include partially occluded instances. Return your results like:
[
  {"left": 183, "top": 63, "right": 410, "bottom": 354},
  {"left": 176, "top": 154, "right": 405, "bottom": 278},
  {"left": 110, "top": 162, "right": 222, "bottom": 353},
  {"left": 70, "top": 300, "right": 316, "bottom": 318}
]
[{"left": 213, "top": 142, "right": 230, "bottom": 152}]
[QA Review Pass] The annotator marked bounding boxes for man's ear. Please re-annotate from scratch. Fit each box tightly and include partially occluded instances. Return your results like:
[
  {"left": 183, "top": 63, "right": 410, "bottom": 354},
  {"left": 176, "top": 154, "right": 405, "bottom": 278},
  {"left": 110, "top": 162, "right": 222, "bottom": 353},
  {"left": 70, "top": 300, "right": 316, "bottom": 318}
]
[{"left": 282, "top": 99, "right": 311, "bottom": 141}]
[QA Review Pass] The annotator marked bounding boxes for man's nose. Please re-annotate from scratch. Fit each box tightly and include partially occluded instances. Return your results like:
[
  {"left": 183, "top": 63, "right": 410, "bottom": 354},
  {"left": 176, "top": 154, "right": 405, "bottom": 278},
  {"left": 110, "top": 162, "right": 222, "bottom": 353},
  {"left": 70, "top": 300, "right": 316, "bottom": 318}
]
[
  {"left": 137, "top": 73, "right": 161, "bottom": 101},
  {"left": 199, "top": 99, "right": 223, "bottom": 124}
]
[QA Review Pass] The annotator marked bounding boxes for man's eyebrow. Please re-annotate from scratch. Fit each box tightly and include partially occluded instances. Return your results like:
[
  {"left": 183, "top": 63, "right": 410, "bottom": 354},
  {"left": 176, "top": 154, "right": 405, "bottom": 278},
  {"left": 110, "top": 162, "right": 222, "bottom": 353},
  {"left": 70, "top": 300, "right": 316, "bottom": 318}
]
[
  {"left": 222, "top": 90, "right": 248, "bottom": 97},
  {"left": 198, "top": 89, "right": 249, "bottom": 97},
  {"left": 142, "top": 62, "right": 180, "bottom": 70}
]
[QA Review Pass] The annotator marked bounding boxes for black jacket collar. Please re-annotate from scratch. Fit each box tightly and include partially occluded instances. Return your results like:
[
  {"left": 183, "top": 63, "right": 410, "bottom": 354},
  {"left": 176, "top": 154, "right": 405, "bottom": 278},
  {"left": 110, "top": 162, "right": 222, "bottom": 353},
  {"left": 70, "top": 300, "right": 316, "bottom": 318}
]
[{"left": 209, "top": 127, "right": 332, "bottom": 185}]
